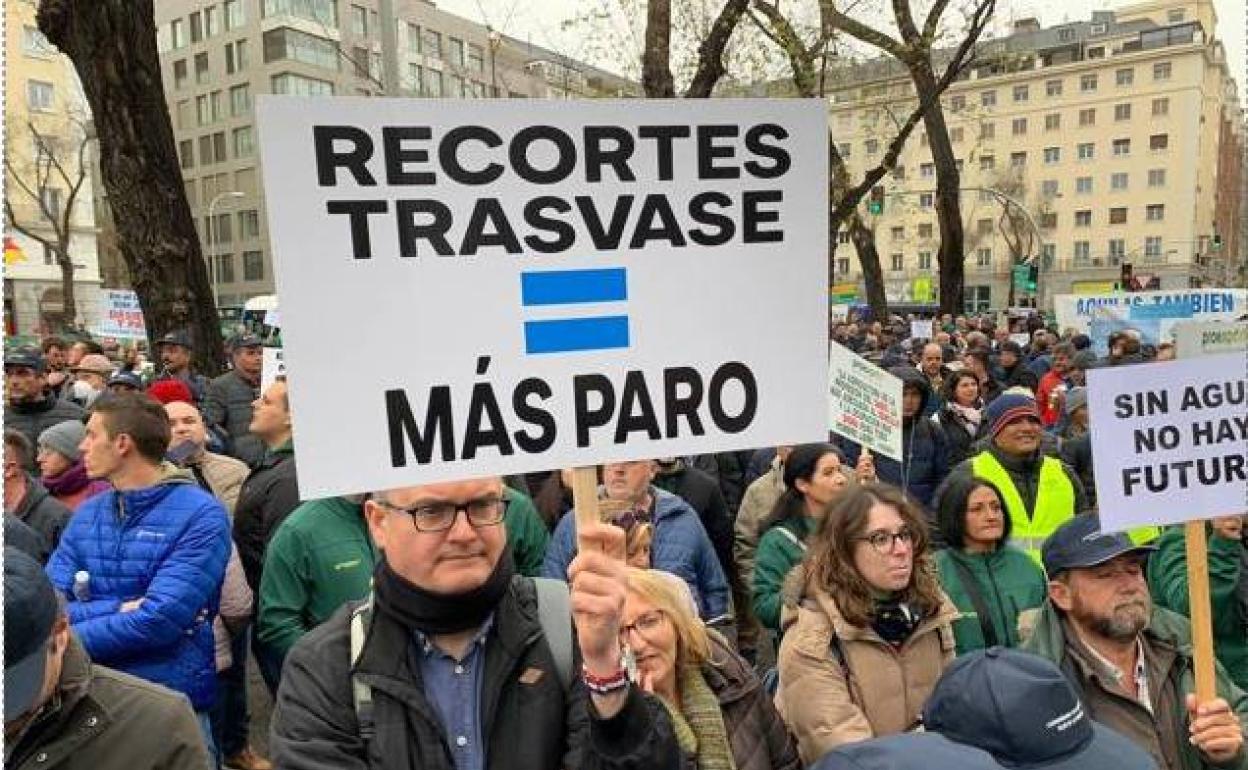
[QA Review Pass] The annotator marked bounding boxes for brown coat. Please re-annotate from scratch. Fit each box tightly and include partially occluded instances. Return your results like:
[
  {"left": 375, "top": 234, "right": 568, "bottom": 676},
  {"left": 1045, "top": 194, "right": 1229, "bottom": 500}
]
[
  {"left": 775, "top": 584, "right": 959, "bottom": 764},
  {"left": 701, "top": 632, "right": 802, "bottom": 770},
  {"left": 195, "top": 450, "right": 248, "bottom": 515}
]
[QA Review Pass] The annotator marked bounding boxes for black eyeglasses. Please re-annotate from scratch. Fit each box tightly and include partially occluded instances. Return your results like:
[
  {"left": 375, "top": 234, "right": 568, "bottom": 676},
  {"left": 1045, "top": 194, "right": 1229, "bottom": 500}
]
[
  {"left": 375, "top": 496, "right": 508, "bottom": 533},
  {"left": 856, "top": 527, "right": 915, "bottom": 555}
]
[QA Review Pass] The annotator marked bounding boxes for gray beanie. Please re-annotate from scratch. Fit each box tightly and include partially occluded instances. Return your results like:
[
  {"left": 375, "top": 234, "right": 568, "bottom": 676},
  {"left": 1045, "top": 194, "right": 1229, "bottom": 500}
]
[
  {"left": 38, "top": 420, "right": 85, "bottom": 463},
  {"left": 1064, "top": 386, "right": 1088, "bottom": 417}
]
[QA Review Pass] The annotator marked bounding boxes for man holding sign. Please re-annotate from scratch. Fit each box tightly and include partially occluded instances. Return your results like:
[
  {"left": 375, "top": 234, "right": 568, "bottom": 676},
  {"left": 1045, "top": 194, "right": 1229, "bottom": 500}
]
[{"left": 269, "top": 476, "right": 678, "bottom": 770}]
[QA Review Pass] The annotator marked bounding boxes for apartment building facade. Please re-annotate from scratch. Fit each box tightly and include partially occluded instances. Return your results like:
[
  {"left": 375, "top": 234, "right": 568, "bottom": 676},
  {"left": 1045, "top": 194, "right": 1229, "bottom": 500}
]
[
  {"left": 3, "top": 0, "right": 105, "bottom": 336},
  {"left": 153, "top": 0, "right": 637, "bottom": 307},
  {"left": 826, "top": 0, "right": 1243, "bottom": 312}
]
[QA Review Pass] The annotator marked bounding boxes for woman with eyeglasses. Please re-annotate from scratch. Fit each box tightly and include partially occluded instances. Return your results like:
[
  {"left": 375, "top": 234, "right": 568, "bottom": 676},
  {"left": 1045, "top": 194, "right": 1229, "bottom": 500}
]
[
  {"left": 621, "top": 569, "right": 801, "bottom": 770},
  {"left": 932, "top": 475, "right": 1046, "bottom": 655},
  {"left": 751, "top": 443, "right": 851, "bottom": 635},
  {"left": 774, "top": 484, "right": 958, "bottom": 764}
]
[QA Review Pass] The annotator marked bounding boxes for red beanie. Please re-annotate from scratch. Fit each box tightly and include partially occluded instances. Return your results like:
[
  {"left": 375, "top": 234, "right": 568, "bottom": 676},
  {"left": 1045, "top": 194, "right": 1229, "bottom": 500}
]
[{"left": 147, "top": 379, "right": 194, "bottom": 405}]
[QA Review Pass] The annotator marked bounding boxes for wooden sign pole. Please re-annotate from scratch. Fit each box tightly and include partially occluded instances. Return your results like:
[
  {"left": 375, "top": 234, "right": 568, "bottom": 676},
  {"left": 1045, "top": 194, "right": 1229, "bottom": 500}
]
[
  {"left": 1183, "top": 519, "right": 1217, "bottom": 702},
  {"left": 571, "top": 466, "right": 600, "bottom": 551}
]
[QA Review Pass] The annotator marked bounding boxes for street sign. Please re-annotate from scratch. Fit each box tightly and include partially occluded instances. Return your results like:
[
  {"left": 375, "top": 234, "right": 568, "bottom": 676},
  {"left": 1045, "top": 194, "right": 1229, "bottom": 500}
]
[{"left": 257, "top": 97, "right": 829, "bottom": 498}]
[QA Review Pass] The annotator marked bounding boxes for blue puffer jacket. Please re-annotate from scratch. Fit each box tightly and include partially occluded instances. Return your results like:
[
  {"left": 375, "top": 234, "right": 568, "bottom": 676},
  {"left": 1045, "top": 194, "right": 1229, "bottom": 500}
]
[
  {"left": 542, "top": 487, "right": 732, "bottom": 622},
  {"left": 46, "top": 464, "right": 231, "bottom": 711}
]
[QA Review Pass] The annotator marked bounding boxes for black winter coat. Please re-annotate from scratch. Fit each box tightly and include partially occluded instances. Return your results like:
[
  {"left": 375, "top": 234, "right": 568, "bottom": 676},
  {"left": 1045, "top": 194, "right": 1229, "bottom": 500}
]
[
  {"left": 9, "top": 475, "right": 72, "bottom": 553},
  {"left": 270, "top": 577, "right": 681, "bottom": 770},
  {"left": 233, "top": 445, "right": 300, "bottom": 591}
]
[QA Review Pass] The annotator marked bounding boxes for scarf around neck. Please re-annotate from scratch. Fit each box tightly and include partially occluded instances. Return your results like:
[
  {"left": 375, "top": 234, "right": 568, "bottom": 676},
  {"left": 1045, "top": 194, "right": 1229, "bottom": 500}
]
[
  {"left": 948, "top": 402, "right": 983, "bottom": 436},
  {"left": 42, "top": 460, "right": 92, "bottom": 497},
  {"left": 660, "top": 664, "right": 736, "bottom": 770},
  {"left": 872, "top": 597, "right": 922, "bottom": 647},
  {"left": 372, "top": 550, "right": 514, "bottom": 635}
]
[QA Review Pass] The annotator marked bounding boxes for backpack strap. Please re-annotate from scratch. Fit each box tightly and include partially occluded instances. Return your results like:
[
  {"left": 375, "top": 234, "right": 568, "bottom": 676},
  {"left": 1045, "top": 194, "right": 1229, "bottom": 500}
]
[
  {"left": 947, "top": 555, "right": 1001, "bottom": 648},
  {"left": 349, "top": 596, "right": 376, "bottom": 742},
  {"left": 532, "top": 577, "right": 574, "bottom": 692},
  {"left": 773, "top": 526, "right": 808, "bottom": 553}
]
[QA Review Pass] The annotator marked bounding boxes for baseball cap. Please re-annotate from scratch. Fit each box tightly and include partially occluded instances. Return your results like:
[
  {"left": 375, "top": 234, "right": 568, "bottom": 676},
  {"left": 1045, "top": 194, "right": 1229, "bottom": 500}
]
[
  {"left": 4, "top": 547, "right": 60, "bottom": 721},
  {"left": 229, "top": 333, "right": 263, "bottom": 350},
  {"left": 156, "top": 330, "right": 193, "bottom": 349},
  {"left": 71, "top": 353, "right": 114, "bottom": 376},
  {"left": 1041, "top": 514, "right": 1157, "bottom": 577},
  {"left": 923, "top": 647, "right": 1158, "bottom": 769},
  {"left": 107, "top": 371, "right": 144, "bottom": 390},
  {"left": 812, "top": 733, "right": 1005, "bottom": 770},
  {"left": 4, "top": 347, "right": 45, "bottom": 373}
]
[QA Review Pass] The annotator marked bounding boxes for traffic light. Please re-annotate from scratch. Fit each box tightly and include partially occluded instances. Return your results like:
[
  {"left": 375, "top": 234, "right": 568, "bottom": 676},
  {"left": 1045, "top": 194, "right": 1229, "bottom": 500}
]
[
  {"left": 868, "top": 186, "right": 884, "bottom": 215},
  {"left": 1026, "top": 263, "right": 1038, "bottom": 293}
]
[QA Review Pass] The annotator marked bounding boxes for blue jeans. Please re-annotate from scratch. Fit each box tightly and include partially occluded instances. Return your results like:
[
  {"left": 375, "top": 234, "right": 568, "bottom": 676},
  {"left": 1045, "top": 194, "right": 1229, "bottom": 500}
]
[
  {"left": 197, "top": 709, "right": 220, "bottom": 768},
  {"left": 210, "top": 627, "right": 252, "bottom": 758}
]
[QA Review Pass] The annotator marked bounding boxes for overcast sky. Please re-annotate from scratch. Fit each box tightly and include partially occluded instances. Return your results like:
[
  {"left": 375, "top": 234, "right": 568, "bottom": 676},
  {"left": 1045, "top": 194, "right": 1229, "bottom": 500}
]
[{"left": 436, "top": 0, "right": 1245, "bottom": 103}]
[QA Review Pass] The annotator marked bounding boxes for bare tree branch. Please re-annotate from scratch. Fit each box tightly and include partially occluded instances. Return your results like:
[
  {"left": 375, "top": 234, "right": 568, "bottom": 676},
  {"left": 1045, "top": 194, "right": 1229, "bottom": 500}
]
[
  {"left": 820, "top": 0, "right": 905, "bottom": 59},
  {"left": 921, "top": 0, "right": 952, "bottom": 45},
  {"left": 643, "top": 0, "right": 676, "bottom": 96},
  {"left": 685, "top": 0, "right": 751, "bottom": 98}
]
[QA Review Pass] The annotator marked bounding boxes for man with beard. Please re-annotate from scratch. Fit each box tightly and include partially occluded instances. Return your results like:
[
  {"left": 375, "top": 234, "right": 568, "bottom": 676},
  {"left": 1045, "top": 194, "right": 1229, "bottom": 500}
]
[
  {"left": 1025, "top": 515, "right": 1248, "bottom": 770},
  {"left": 153, "top": 331, "right": 210, "bottom": 406},
  {"left": 203, "top": 334, "right": 265, "bottom": 466}
]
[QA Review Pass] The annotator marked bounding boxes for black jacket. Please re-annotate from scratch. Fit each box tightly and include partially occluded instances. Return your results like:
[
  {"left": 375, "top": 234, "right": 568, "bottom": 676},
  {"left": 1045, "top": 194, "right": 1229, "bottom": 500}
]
[
  {"left": 6, "top": 395, "right": 85, "bottom": 467},
  {"left": 269, "top": 577, "right": 680, "bottom": 770},
  {"left": 654, "top": 462, "right": 738, "bottom": 588},
  {"left": 1059, "top": 433, "right": 1096, "bottom": 510},
  {"left": 5, "top": 512, "right": 50, "bottom": 563},
  {"left": 233, "top": 444, "right": 300, "bottom": 591},
  {"left": 202, "top": 370, "right": 264, "bottom": 467},
  {"left": 9, "top": 475, "right": 73, "bottom": 553},
  {"left": 997, "top": 363, "right": 1039, "bottom": 393},
  {"left": 933, "top": 406, "right": 981, "bottom": 468}
]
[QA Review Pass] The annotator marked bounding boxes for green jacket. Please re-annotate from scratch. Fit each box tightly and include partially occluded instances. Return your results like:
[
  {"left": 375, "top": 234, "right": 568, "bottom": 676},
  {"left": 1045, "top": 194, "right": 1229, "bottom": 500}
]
[
  {"left": 504, "top": 487, "right": 549, "bottom": 578},
  {"left": 257, "top": 496, "right": 378, "bottom": 660},
  {"left": 1024, "top": 601, "right": 1248, "bottom": 770},
  {"left": 1149, "top": 526, "right": 1248, "bottom": 691},
  {"left": 752, "top": 517, "right": 811, "bottom": 632},
  {"left": 935, "top": 545, "right": 1047, "bottom": 654}
]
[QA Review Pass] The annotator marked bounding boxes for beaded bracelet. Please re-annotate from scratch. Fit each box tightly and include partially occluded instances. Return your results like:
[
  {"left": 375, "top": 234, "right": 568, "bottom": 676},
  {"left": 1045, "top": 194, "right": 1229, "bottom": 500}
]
[{"left": 581, "top": 664, "right": 630, "bottom": 695}]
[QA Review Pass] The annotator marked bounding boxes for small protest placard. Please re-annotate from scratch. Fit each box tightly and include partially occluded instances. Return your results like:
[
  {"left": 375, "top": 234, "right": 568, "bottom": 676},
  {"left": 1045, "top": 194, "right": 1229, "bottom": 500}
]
[
  {"left": 261, "top": 347, "right": 285, "bottom": 394},
  {"left": 910, "top": 320, "right": 933, "bottom": 340},
  {"left": 1174, "top": 320, "right": 1248, "bottom": 359},
  {"left": 1087, "top": 353, "right": 1248, "bottom": 533},
  {"left": 827, "top": 341, "right": 903, "bottom": 461}
]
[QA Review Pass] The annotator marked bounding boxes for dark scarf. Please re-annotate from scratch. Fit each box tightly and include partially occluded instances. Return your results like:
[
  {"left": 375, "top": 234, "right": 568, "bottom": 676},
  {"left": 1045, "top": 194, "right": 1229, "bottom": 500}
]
[
  {"left": 872, "top": 597, "right": 922, "bottom": 647},
  {"left": 41, "top": 460, "right": 91, "bottom": 497},
  {"left": 373, "top": 550, "right": 514, "bottom": 635}
]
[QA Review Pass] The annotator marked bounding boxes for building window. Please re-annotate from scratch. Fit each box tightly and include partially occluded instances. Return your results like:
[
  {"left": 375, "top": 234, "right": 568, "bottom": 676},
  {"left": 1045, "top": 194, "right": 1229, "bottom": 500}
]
[
  {"left": 1116, "top": 67, "right": 1134, "bottom": 86},
  {"left": 175, "top": 99, "right": 190, "bottom": 129},
  {"left": 950, "top": 94, "right": 966, "bottom": 110},
  {"left": 919, "top": 193, "right": 934, "bottom": 209},
  {"left": 172, "top": 19, "right": 187, "bottom": 48},
  {"left": 1148, "top": 168, "right": 1166, "bottom": 187},
  {"left": 215, "top": 254, "right": 235, "bottom": 284},
  {"left": 213, "top": 131, "right": 228, "bottom": 163},
  {"left": 1149, "top": 134, "right": 1169, "bottom": 151},
  {"left": 206, "top": 7, "right": 220, "bottom": 37},
  {"left": 979, "top": 155, "right": 995, "bottom": 171},
  {"left": 1167, "top": 8, "right": 1185, "bottom": 21},
  {"left": 1045, "top": 79, "right": 1062, "bottom": 97},
  {"left": 211, "top": 212, "right": 232, "bottom": 244},
  {"left": 1045, "top": 113, "right": 1060, "bottom": 131},
  {"left": 1144, "top": 236, "right": 1163, "bottom": 258},
  {"left": 1111, "top": 172, "right": 1129, "bottom": 190},
  {"left": 1112, "top": 138, "right": 1131, "bottom": 156},
  {"left": 1146, "top": 204, "right": 1165, "bottom": 221},
  {"left": 865, "top": 138, "right": 879, "bottom": 155},
  {"left": 225, "top": 0, "right": 245, "bottom": 29},
  {"left": 837, "top": 231, "right": 851, "bottom": 245},
  {"left": 27, "top": 80, "right": 54, "bottom": 110},
  {"left": 422, "top": 29, "right": 442, "bottom": 58},
  {"left": 179, "top": 139, "right": 195, "bottom": 169},
  {"left": 23, "top": 26, "right": 55, "bottom": 56},
  {"left": 892, "top": 165, "right": 906, "bottom": 180},
  {"left": 448, "top": 37, "right": 464, "bottom": 66},
  {"left": 1012, "top": 118, "right": 1027, "bottom": 135},
  {"left": 977, "top": 218, "right": 994, "bottom": 236},
  {"left": 1151, "top": 97, "right": 1169, "bottom": 116},
  {"left": 1041, "top": 180, "right": 1059, "bottom": 197},
  {"left": 1040, "top": 211, "right": 1058, "bottom": 229},
  {"left": 1073, "top": 240, "right": 1091, "bottom": 263},
  {"left": 196, "top": 94, "right": 210, "bottom": 125},
  {"left": 1044, "top": 146, "right": 1061, "bottom": 164},
  {"left": 981, "top": 90, "right": 996, "bottom": 107},
  {"left": 1076, "top": 176, "right": 1093, "bottom": 194},
  {"left": 918, "top": 223, "right": 934, "bottom": 239},
  {"left": 238, "top": 209, "right": 260, "bottom": 239},
  {"left": 174, "top": 59, "right": 189, "bottom": 89},
  {"left": 1080, "top": 74, "right": 1097, "bottom": 92},
  {"left": 467, "top": 43, "right": 484, "bottom": 72},
  {"left": 976, "top": 248, "right": 992, "bottom": 267},
  {"left": 243, "top": 251, "right": 265, "bottom": 281},
  {"left": 1041, "top": 243, "right": 1057, "bottom": 267},
  {"left": 964, "top": 285, "right": 991, "bottom": 313},
  {"left": 350, "top": 4, "right": 367, "bottom": 36},
  {"left": 352, "top": 45, "right": 369, "bottom": 78},
  {"left": 195, "top": 52, "right": 210, "bottom": 84},
  {"left": 891, "top": 226, "right": 905, "bottom": 241},
  {"left": 918, "top": 252, "right": 932, "bottom": 270},
  {"left": 1077, "top": 143, "right": 1094, "bottom": 161},
  {"left": 210, "top": 90, "right": 223, "bottom": 121},
  {"left": 1108, "top": 239, "right": 1125, "bottom": 260},
  {"left": 1114, "top": 103, "right": 1131, "bottom": 121},
  {"left": 1010, "top": 151, "right": 1027, "bottom": 168},
  {"left": 199, "top": 135, "right": 213, "bottom": 165},
  {"left": 225, "top": 40, "right": 249, "bottom": 73},
  {"left": 1109, "top": 207, "right": 1127, "bottom": 224},
  {"left": 1013, "top": 84, "right": 1029, "bottom": 102},
  {"left": 232, "top": 126, "right": 253, "bottom": 157},
  {"left": 836, "top": 257, "right": 850, "bottom": 276},
  {"left": 837, "top": 143, "right": 851, "bottom": 158},
  {"left": 190, "top": 12, "right": 204, "bottom": 43},
  {"left": 980, "top": 122, "right": 995, "bottom": 140},
  {"left": 1075, "top": 210, "right": 1092, "bottom": 227},
  {"left": 425, "top": 69, "right": 443, "bottom": 97},
  {"left": 950, "top": 127, "right": 964, "bottom": 143},
  {"left": 230, "top": 84, "right": 250, "bottom": 116},
  {"left": 920, "top": 163, "right": 935, "bottom": 178},
  {"left": 271, "top": 72, "right": 335, "bottom": 96},
  {"left": 1078, "top": 108, "right": 1095, "bottom": 126},
  {"left": 890, "top": 253, "right": 904, "bottom": 272},
  {"left": 264, "top": 27, "right": 339, "bottom": 70},
  {"left": 1153, "top": 62, "right": 1172, "bottom": 81}
]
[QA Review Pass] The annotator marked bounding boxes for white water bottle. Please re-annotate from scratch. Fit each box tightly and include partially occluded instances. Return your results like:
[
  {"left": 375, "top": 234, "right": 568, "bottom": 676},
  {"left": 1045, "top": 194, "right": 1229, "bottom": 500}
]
[{"left": 73, "top": 570, "right": 91, "bottom": 602}]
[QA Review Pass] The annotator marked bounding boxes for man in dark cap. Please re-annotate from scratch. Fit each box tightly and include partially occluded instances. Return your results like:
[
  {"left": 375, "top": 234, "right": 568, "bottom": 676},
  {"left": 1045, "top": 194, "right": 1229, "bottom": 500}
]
[
  {"left": 203, "top": 334, "right": 265, "bottom": 466},
  {"left": 4, "top": 546, "right": 212, "bottom": 769},
  {"left": 4, "top": 348, "right": 85, "bottom": 458},
  {"left": 153, "top": 330, "right": 209, "bottom": 405},
  {"left": 1024, "top": 515, "right": 1248, "bottom": 770}
]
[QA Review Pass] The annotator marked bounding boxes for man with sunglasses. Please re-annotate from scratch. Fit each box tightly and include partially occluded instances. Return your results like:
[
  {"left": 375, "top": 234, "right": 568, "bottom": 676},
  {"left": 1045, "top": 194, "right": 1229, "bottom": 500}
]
[{"left": 270, "top": 475, "right": 678, "bottom": 770}]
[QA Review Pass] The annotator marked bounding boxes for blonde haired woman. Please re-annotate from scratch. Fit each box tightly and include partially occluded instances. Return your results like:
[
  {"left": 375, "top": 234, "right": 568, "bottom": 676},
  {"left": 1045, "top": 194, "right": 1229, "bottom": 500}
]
[{"left": 622, "top": 569, "right": 800, "bottom": 770}]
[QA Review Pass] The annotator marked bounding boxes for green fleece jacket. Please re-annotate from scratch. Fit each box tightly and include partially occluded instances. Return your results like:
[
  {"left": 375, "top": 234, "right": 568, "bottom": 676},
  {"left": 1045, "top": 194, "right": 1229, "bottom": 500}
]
[
  {"left": 1149, "top": 526, "right": 1248, "bottom": 691},
  {"left": 935, "top": 544, "right": 1047, "bottom": 654},
  {"left": 257, "top": 496, "right": 378, "bottom": 660},
  {"left": 503, "top": 487, "right": 549, "bottom": 578},
  {"left": 1024, "top": 601, "right": 1248, "bottom": 770},
  {"left": 752, "top": 517, "right": 811, "bottom": 632}
]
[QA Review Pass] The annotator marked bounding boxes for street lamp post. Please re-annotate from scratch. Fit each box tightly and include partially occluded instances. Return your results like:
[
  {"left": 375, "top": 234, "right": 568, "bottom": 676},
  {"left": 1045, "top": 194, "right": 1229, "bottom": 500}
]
[{"left": 206, "top": 191, "right": 245, "bottom": 311}]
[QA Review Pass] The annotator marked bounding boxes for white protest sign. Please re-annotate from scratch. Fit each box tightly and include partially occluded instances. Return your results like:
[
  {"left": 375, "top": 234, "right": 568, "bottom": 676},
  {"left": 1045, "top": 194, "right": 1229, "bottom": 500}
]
[
  {"left": 1174, "top": 320, "right": 1248, "bottom": 359},
  {"left": 261, "top": 347, "right": 285, "bottom": 394},
  {"left": 827, "top": 341, "right": 903, "bottom": 461},
  {"left": 263, "top": 309, "right": 281, "bottom": 328},
  {"left": 94, "top": 290, "right": 147, "bottom": 340},
  {"left": 1053, "top": 289, "right": 1246, "bottom": 336},
  {"left": 1087, "top": 354, "right": 1248, "bottom": 533},
  {"left": 257, "top": 97, "right": 829, "bottom": 498},
  {"left": 910, "top": 320, "right": 933, "bottom": 340},
  {"left": 1009, "top": 333, "right": 1031, "bottom": 347}
]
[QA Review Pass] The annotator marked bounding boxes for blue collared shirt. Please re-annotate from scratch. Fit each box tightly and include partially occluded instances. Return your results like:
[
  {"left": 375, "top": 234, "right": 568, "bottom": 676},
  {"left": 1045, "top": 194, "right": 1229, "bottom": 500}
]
[{"left": 413, "top": 617, "right": 494, "bottom": 770}]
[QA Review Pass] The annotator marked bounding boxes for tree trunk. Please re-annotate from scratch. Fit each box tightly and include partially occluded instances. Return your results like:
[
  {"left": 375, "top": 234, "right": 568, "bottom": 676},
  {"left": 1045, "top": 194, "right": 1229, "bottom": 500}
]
[
  {"left": 56, "top": 238, "right": 77, "bottom": 330},
  {"left": 910, "top": 63, "right": 964, "bottom": 317},
  {"left": 39, "top": 0, "right": 225, "bottom": 375},
  {"left": 850, "top": 216, "right": 887, "bottom": 321},
  {"left": 642, "top": 0, "right": 676, "bottom": 97}
]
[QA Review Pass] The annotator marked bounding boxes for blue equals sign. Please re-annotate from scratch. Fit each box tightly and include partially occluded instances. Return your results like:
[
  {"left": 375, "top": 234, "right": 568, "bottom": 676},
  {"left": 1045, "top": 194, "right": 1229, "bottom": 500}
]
[{"left": 520, "top": 268, "right": 630, "bottom": 355}]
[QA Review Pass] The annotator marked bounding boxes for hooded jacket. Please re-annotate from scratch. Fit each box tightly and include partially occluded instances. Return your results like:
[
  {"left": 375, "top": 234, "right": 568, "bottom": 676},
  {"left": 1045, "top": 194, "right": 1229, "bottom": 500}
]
[
  {"left": 543, "top": 487, "right": 732, "bottom": 622},
  {"left": 5, "top": 636, "right": 212, "bottom": 770},
  {"left": 45, "top": 463, "right": 231, "bottom": 711},
  {"left": 6, "top": 396, "right": 85, "bottom": 465},
  {"left": 8, "top": 474, "right": 73, "bottom": 552},
  {"left": 233, "top": 440, "right": 300, "bottom": 591}
]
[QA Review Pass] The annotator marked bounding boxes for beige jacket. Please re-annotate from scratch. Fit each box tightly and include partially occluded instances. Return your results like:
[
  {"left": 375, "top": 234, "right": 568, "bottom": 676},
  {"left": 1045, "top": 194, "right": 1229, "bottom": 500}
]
[
  {"left": 194, "top": 451, "right": 249, "bottom": 515},
  {"left": 775, "top": 580, "right": 959, "bottom": 764},
  {"left": 733, "top": 459, "right": 786, "bottom": 588}
]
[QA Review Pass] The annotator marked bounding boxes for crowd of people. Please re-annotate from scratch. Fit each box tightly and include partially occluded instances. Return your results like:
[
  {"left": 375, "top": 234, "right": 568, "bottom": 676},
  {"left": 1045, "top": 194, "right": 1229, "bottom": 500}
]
[{"left": 3, "top": 310, "right": 1246, "bottom": 770}]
